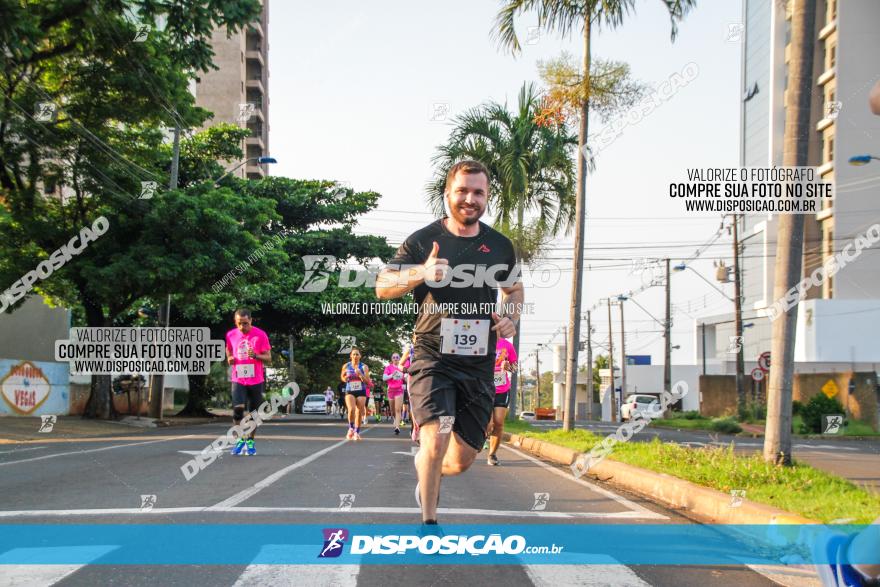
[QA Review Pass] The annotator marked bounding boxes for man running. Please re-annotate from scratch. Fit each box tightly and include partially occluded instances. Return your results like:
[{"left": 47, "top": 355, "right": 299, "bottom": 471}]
[
  {"left": 336, "top": 381, "right": 347, "bottom": 419},
  {"left": 486, "top": 336, "right": 517, "bottom": 466},
  {"left": 340, "top": 347, "right": 370, "bottom": 440},
  {"left": 324, "top": 386, "right": 334, "bottom": 415},
  {"left": 225, "top": 308, "right": 272, "bottom": 456},
  {"left": 376, "top": 160, "right": 523, "bottom": 525},
  {"left": 383, "top": 351, "right": 406, "bottom": 434}
]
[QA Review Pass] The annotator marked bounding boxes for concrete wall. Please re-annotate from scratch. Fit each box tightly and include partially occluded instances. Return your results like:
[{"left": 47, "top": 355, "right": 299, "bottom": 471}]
[
  {"left": 0, "top": 296, "right": 70, "bottom": 363},
  {"left": 0, "top": 359, "right": 69, "bottom": 416},
  {"left": 794, "top": 371, "right": 878, "bottom": 429},
  {"left": 699, "top": 375, "right": 738, "bottom": 417}
]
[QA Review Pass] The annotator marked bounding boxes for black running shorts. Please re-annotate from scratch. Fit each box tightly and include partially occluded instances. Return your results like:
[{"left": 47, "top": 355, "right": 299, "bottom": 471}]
[
  {"left": 493, "top": 391, "right": 510, "bottom": 409},
  {"left": 408, "top": 358, "right": 494, "bottom": 451},
  {"left": 231, "top": 381, "right": 265, "bottom": 412}
]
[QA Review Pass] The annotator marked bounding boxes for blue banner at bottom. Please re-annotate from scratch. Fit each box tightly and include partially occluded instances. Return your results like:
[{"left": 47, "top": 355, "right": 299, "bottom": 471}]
[{"left": 0, "top": 524, "right": 877, "bottom": 565}]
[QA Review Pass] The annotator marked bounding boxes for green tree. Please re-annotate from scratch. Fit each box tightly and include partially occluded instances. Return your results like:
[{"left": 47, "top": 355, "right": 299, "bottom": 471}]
[{"left": 493, "top": 0, "right": 697, "bottom": 432}]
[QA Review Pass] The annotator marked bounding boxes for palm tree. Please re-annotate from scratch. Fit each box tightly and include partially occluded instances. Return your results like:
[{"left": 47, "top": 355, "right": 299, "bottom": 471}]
[
  {"left": 427, "top": 82, "right": 578, "bottom": 264},
  {"left": 427, "top": 82, "right": 578, "bottom": 417},
  {"left": 764, "top": 0, "right": 816, "bottom": 466},
  {"left": 493, "top": 0, "right": 697, "bottom": 431}
]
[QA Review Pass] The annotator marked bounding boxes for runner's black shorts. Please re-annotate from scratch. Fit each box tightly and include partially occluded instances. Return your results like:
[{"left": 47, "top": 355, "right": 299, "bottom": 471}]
[
  {"left": 231, "top": 381, "right": 265, "bottom": 412},
  {"left": 346, "top": 388, "right": 367, "bottom": 399},
  {"left": 493, "top": 391, "right": 510, "bottom": 408},
  {"left": 408, "top": 358, "right": 494, "bottom": 451}
]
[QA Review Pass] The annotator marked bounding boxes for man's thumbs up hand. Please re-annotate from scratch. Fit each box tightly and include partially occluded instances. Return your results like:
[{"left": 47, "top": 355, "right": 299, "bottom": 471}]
[{"left": 423, "top": 241, "right": 449, "bottom": 284}]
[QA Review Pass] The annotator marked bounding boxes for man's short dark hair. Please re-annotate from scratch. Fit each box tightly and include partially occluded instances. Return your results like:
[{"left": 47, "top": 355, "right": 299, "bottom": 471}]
[
  {"left": 234, "top": 308, "right": 252, "bottom": 319},
  {"left": 445, "top": 160, "right": 490, "bottom": 193}
]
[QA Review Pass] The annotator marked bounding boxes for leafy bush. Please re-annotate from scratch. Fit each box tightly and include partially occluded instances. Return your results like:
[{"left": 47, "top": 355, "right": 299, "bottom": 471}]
[
  {"left": 681, "top": 411, "right": 703, "bottom": 420},
  {"left": 710, "top": 416, "right": 743, "bottom": 434},
  {"left": 792, "top": 400, "right": 803, "bottom": 416},
  {"left": 739, "top": 402, "right": 767, "bottom": 423},
  {"left": 799, "top": 394, "right": 845, "bottom": 434}
]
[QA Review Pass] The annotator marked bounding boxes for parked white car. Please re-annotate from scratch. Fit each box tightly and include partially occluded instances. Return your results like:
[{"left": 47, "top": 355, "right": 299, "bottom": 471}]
[
  {"left": 301, "top": 394, "right": 327, "bottom": 414},
  {"left": 519, "top": 411, "right": 536, "bottom": 421},
  {"left": 620, "top": 394, "right": 662, "bottom": 422}
]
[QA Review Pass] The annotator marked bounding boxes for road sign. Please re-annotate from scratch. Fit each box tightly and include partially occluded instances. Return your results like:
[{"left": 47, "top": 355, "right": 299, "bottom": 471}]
[
  {"left": 757, "top": 351, "right": 771, "bottom": 372},
  {"left": 821, "top": 379, "right": 839, "bottom": 399},
  {"left": 751, "top": 368, "right": 765, "bottom": 382}
]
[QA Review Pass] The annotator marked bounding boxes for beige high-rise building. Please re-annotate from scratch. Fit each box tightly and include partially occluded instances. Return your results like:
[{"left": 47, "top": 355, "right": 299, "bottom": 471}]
[{"left": 195, "top": 0, "right": 269, "bottom": 180}]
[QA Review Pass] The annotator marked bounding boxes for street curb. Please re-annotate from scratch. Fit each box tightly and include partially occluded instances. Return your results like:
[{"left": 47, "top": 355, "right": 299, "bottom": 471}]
[{"left": 505, "top": 433, "right": 816, "bottom": 525}]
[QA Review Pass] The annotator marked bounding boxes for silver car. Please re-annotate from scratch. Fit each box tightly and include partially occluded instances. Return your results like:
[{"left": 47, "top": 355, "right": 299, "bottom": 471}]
[
  {"left": 620, "top": 394, "right": 662, "bottom": 421},
  {"left": 302, "top": 394, "right": 327, "bottom": 414}
]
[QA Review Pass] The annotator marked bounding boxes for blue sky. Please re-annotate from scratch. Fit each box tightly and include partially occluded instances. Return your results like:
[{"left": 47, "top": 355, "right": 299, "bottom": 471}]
[{"left": 268, "top": 0, "right": 745, "bottom": 370}]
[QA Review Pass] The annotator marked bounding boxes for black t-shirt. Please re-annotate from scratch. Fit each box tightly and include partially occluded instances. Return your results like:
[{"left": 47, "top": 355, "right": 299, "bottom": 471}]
[{"left": 389, "top": 219, "right": 518, "bottom": 378}]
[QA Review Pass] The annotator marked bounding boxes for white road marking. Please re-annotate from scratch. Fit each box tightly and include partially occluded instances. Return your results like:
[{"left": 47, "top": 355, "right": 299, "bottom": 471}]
[
  {"left": 178, "top": 449, "right": 224, "bottom": 456},
  {"left": 501, "top": 444, "right": 667, "bottom": 519},
  {"left": 392, "top": 447, "right": 419, "bottom": 456},
  {"left": 523, "top": 554, "right": 650, "bottom": 586},
  {"left": 0, "top": 506, "right": 660, "bottom": 520},
  {"left": 208, "top": 432, "right": 365, "bottom": 510},
  {"left": 793, "top": 444, "right": 857, "bottom": 451},
  {"left": 0, "top": 545, "right": 118, "bottom": 587},
  {"left": 0, "top": 436, "right": 193, "bottom": 467},
  {"left": 233, "top": 545, "right": 359, "bottom": 587},
  {"left": 744, "top": 563, "right": 821, "bottom": 587}
]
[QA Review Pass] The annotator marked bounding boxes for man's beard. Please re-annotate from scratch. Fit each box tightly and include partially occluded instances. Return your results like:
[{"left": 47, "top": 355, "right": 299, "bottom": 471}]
[{"left": 449, "top": 203, "right": 483, "bottom": 225}]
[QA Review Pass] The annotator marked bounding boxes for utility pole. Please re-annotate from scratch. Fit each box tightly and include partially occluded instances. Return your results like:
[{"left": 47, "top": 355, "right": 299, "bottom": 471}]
[
  {"left": 733, "top": 214, "right": 746, "bottom": 416},
  {"left": 561, "top": 326, "right": 570, "bottom": 428},
  {"left": 586, "top": 310, "right": 593, "bottom": 420},
  {"left": 535, "top": 350, "right": 540, "bottom": 411},
  {"left": 149, "top": 125, "right": 180, "bottom": 420},
  {"left": 607, "top": 298, "right": 616, "bottom": 422},
  {"left": 619, "top": 299, "right": 626, "bottom": 401},
  {"left": 288, "top": 335, "right": 295, "bottom": 381},
  {"left": 664, "top": 259, "right": 671, "bottom": 397}
]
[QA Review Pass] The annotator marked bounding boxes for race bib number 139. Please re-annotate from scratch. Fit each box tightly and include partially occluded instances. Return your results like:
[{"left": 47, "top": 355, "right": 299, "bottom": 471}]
[{"left": 440, "top": 318, "right": 489, "bottom": 356}]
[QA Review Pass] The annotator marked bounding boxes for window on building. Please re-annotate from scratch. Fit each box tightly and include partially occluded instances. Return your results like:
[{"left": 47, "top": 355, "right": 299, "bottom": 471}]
[{"left": 828, "top": 44, "right": 836, "bottom": 69}]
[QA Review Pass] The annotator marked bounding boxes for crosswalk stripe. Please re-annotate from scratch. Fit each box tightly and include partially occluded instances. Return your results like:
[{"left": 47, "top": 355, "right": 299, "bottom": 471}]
[
  {"left": 0, "top": 545, "right": 119, "bottom": 587},
  {"left": 232, "top": 544, "right": 359, "bottom": 587},
  {"left": 523, "top": 554, "right": 650, "bottom": 586}
]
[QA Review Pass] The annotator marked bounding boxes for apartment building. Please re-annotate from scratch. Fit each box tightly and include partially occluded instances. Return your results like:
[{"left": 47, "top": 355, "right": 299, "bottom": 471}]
[
  {"left": 194, "top": 0, "right": 270, "bottom": 180},
  {"left": 697, "top": 0, "right": 880, "bottom": 370}
]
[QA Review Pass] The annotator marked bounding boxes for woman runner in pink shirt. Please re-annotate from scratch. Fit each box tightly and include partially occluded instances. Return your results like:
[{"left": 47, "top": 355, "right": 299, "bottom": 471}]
[
  {"left": 383, "top": 351, "right": 406, "bottom": 435},
  {"left": 486, "top": 337, "right": 517, "bottom": 466}
]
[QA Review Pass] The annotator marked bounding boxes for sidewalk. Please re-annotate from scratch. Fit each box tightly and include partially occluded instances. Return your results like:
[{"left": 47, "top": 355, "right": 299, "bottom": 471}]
[{"left": 0, "top": 414, "right": 220, "bottom": 443}]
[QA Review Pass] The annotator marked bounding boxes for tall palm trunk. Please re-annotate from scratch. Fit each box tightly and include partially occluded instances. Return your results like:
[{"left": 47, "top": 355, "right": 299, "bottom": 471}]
[
  {"left": 764, "top": 0, "right": 816, "bottom": 465},
  {"left": 509, "top": 199, "right": 526, "bottom": 419},
  {"left": 563, "top": 16, "right": 591, "bottom": 432}
]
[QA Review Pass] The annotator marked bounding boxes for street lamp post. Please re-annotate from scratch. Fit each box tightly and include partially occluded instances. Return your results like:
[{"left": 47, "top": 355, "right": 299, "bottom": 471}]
[
  {"left": 213, "top": 156, "right": 278, "bottom": 185},
  {"left": 848, "top": 154, "right": 880, "bottom": 166}
]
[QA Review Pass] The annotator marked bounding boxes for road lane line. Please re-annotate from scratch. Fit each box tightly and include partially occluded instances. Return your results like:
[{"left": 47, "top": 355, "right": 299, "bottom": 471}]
[
  {"left": 0, "top": 545, "right": 119, "bottom": 587},
  {"left": 208, "top": 432, "right": 364, "bottom": 510},
  {"left": 0, "top": 506, "right": 659, "bottom": 520},
  {"left": 232, "top": 545, "right": 359, "bottom": 586},
  {"left": 0, "top": 436, "right": 194, "bottom": 467},
  {"left": 501, "top": 444, "right": 667, "bottom": 519},
  {"left": 524, "top": 559, "right": 651, "bottom": 586}
]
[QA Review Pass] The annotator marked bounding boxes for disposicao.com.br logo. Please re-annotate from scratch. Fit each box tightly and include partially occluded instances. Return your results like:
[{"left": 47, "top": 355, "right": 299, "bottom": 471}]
[
  {"left": 318, "top": 528, "right": 562, "bottom": 557},
  {"left": 297, "top": 255, "right": 560, "bottom": 292}
]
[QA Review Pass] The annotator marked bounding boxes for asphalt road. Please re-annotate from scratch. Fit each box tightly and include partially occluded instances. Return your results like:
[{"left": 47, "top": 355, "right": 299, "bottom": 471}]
[
  {"left": 0, "top": 416, "right": 815, "bottom": 586},
  {"left": 529, "top": 419, "right": 880, "bottom": 491}
]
